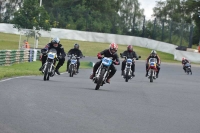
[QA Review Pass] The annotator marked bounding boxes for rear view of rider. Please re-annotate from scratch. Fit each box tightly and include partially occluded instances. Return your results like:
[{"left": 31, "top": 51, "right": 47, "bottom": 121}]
[
  {"left": 90, "top": 42, "right": 120, "bottom": 83},
  {"left": 39, "top": 37, "right": 66, "bottom": 75},
  {"left": 121, "top": 45, "right": 138, "bottom": 77},
  {"left": 66, "top": 43, "right": 83, "bottom": 73},
  {"left": 145, "top": 50, "right": 161, "bottom": 78},
  {"left": 182, "top": 57, "right": 190, "bottom": 72}
]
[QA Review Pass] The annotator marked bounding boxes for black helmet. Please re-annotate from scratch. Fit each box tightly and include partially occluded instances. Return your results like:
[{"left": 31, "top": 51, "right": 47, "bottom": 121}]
[{"left": 74, "top": 43, "right": 79, "bottom": 49}]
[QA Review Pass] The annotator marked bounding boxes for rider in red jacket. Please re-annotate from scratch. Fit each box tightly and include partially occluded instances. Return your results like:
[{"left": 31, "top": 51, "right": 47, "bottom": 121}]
[{"left": 145, "top": 50, "right": 161, "bottom": 78}]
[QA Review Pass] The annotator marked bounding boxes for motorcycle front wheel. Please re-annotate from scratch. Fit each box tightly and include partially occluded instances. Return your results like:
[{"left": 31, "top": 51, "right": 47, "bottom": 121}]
[
  {"left": 44, "top": 63, "right": 50, "bottom": 81},
  {"left": 95, "top": 69, "right": 106, "bottom": 90},
  {"left": 69, "top": 64, "right": 74, "bottom": 77}
]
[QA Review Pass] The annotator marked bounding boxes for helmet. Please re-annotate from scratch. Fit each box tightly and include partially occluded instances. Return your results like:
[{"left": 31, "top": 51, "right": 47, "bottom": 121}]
[
  {"left": 51, "top": 37, "right": 60, "bottom": 44},
  {"left": 127, "top": 45, "right": 133, "bottom": 52},
  {"left": 109, "top": 42, "right": 118, "bottom": 54},
  {"left": 51, "top": 37, "right": 60, "bottom": 47},
  {"left": 74, "top": 43, "right": 79, "bottom": 49},
  {"left": 150, "top": 50, "right": 157, "bottom": 57},
  {"left": 182, "top": 57, "right": 186, "bottom": 61}
]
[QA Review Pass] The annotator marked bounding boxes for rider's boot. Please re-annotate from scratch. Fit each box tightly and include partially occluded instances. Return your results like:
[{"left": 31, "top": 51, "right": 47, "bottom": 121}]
[
  {"left": 39, "top": 66, "right": 43, "bottom": 71},
  {"left": 145, "top": 70, "right": 148, "bottom": 77},
  {"left": 90, "top": 69, "right": 96, "bottom": 79},
  {"left": 156, "top": 71, "right": 159, "bottom": 78},
  {"left": 121, "top": 70, "right": 124, "bottom": 76},
  {"left": 55, "top": 65, "right": 61, "bottom": 75},
  {"left": 132, "top": 72, "right": 135, "bottom": 77},
  {"left": 106, "top": 74, "right": 113, "bottom": 84}
]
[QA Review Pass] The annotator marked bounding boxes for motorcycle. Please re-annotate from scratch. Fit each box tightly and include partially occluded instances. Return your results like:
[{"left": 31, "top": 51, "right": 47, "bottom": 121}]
[
  {"left": 120, "top": 53, "right": 141, "bottom": 82},
  {"left": 147, "top": 58, "right": 157, "bottom": 83},
  {"left": 185, "top": 63, "right": 192, "bottom": 75},
  {"left": 92, "top": 57, "right": 113, "bottom": 90},
  {"left": 42, "top": 48, "right": 58, "bottom": 81},
  {"left": 67, "top": 54, "right": 83, "bottom": 77}
]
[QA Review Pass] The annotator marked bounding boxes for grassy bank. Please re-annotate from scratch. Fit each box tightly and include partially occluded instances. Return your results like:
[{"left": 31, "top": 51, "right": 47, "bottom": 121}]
[
  {"left": 0, "top": 61, "right": 92, "bottom": 80},
  {"left": 0, "top": 32, "right": 179, "bottom": 63}
]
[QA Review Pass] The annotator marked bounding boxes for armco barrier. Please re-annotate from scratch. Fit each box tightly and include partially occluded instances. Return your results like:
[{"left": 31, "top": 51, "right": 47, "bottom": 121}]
[{"left": 0, "top": 49, "right": 40, "bottom": 66}]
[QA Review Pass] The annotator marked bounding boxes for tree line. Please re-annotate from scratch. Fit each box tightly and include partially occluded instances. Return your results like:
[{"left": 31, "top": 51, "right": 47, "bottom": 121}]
[{"left": 0, "top": 0, "right": 200, "bottom": 46}]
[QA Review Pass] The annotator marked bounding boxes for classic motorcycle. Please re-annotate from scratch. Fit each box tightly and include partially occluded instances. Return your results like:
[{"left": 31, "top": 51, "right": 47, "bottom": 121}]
[
  {"left": 67, "top": 54, "right": 84, "bottom": 77},
  {"left": 147, "top": 58, "right": 157, "bottom": 83},
  {"left": 42, "top": 48, "right": 58, "bottom": 81},
  {"left": 120, "top": 53, "right": 141, "bottom": 82},
  {"left": 92, "top": 57, "right": 113, "bottom": 90},
  {"left": 185, "top": 63, "right": 192, "bottom": 75}
]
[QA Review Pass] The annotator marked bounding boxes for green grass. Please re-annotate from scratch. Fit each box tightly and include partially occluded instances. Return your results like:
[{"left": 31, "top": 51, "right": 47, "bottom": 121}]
[
  {"left": 0, "top": 61, "right": 92, "bottom": 80},
  {"left": 0, "top": 32, "right": 180, "bottom": 63}
]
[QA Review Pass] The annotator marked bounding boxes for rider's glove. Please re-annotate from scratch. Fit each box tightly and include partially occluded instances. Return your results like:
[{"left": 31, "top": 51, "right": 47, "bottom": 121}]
[
  {"left": 136, "top": 58, "right": 139, "bottom": 60},
  {"left": 113, "top": 61, "right": 119, "bottom": 65},
  {"left": 58, "top": 55, "right": 63, "bottom": 60},
  {"left": 97, "top": 53, "right": 102, "bottom": 59}
]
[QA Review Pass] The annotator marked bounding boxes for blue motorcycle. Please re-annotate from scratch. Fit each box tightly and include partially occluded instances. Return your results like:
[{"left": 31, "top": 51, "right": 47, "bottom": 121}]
[{"left": 93, "top": 57, "right": 113, "bottom": 90}]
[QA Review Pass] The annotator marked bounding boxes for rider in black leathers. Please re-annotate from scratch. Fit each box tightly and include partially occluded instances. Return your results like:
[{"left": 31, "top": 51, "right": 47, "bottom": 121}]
[
  {"left": 121, "top": 45, "right": 138, "bottom": 77},
  {"left": 90, "top": 43, "right": 120, "bottom": 83},
  {"left": 39, "top": 37, "right": 66, "bottom": 75},
  {"left": 182, "top": 57, "right": 190, "bottom": 72},
  {"left": 66, "top": 43, "right": 83, "bottom": 73}
]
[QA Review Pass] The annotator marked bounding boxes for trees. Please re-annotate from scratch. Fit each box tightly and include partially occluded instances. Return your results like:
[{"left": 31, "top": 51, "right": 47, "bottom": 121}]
[{"left": 12, "top": 0, "right": 51, "bottom": 31}]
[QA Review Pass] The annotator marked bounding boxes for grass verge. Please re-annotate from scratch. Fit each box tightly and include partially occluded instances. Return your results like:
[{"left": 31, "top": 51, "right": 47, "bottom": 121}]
[
  {"left": 0, "top": 32, "right": 180, "bottom": 63},
  {"left": 0, "top": 61, "right": 92, "bottom": 80}
]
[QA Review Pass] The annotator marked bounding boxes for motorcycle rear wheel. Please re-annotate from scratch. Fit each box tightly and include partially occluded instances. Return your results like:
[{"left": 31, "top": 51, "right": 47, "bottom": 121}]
[{"left": 150, "top": 70, "right": 153, "bottom": 83}]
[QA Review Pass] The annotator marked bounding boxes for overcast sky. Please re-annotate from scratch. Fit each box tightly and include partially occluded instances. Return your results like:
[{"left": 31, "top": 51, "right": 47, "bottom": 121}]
[{"left": 139, "top": 0, "right": 156, "bottom": 20}]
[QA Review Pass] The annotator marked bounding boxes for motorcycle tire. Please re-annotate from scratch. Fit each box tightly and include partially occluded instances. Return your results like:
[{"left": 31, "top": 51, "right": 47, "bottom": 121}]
[{"left": 95, "top": 69, "right": 106, "bottom": 90}]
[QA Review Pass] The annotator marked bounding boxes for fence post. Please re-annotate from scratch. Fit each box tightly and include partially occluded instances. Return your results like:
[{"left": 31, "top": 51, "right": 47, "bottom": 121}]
[
  {"left": 188, "top": 25, "right": 193, "bottom": 48},
  {"left": 152, "top": 18, "right": 157, "bottom": 39},
  {"left": 161, "top": 20, "right": 164, "bottom": 41},
  {"left": 180, "top": 22, "right": 183, "bottom": 46},
  {"left": 142, "top": 16, "right": 145, "bottom": 37},
  {"left": 169, "top": 20, "right": 172, "bottom": 43}
]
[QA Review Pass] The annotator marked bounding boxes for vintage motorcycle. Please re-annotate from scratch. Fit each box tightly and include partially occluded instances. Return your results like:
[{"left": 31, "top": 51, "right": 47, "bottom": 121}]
[
  {"left": 42, "top": 48, "right": 58, "bottom": 81},
  {"left": 92, "top": 57, "right": 113, "bottom": 90},
  {"left": 120, "top": 53, "right": 141, "bottom": 82},
  {"left": 185, "top": 63, "right": 192, "bottom": 75},
  {"left": 147, "top": 58, "right": 157, "bottom": 83},
  {"left": 67, "top": 54, "right": 84, "bottom": 77}
]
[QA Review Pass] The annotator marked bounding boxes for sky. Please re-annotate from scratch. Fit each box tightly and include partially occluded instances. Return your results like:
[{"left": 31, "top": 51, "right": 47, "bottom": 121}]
[{"left": 139, "top": 0, "right": 157, "bottom": 20}]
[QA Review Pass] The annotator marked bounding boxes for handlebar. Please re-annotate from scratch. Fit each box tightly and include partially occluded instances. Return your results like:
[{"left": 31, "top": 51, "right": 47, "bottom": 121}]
[{"left": 68, "top": 54, "right": 85, "bottom": 59}]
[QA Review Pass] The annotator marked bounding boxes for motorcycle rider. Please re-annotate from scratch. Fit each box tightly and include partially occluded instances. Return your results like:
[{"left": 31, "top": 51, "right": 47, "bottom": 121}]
[
  {"left": 66, "top": 43, "right": 83, "bottom": 73},
  {"left": 145, "top": 50, "right": 161, "bottom": 78},
  {"left": 90, "top": 42, "right": 120, "bottom": 83},
  {"left": 120, "top": 45, "right": 138, "bottom": 77},
  {"left": 39, "top": 37, "right": 66, "bottom": 75},
  {"left": 182, "top": 57, "right": 190, "bottom": 72}
]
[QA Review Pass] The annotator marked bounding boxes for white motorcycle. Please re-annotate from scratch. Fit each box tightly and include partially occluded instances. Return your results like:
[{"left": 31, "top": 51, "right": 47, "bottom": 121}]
[
  {"left": 147, "top": 58, "right": 157, "bottom": 83},
  {"left": 42, "top": 48, "right": 58, "bottom": 81},
  {"left": 120, "top": 54, "right": 141, "bottom": 82}
]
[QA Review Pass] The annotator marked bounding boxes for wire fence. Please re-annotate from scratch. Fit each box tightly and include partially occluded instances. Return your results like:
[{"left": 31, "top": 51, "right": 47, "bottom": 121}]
[{"left": 44, "top": 8, "right": 193, "bottom": 48}]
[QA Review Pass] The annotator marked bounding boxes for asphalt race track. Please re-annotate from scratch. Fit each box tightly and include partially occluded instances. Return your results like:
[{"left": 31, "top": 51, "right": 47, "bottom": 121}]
[{"left": 0, "top": 57, "right": 200, "bottom": 133}]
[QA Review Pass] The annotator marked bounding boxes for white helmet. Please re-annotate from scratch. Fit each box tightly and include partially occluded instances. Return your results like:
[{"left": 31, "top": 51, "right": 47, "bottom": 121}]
[
  {"left": 151, "top": 50, "right": 157, "bottom": 57},
  {"left": 51, "top": 37, "right": 60, "bottom": 44}
]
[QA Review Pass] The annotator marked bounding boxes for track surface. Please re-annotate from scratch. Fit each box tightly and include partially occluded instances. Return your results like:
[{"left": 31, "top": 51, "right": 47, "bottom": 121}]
[{"left": 0, "top": 57, "right": 200, "bottom": 133}]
